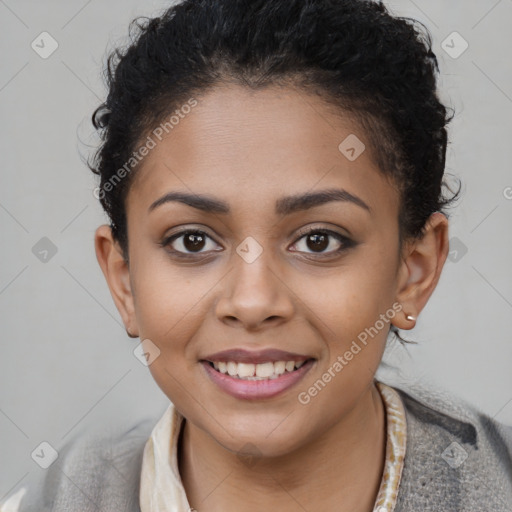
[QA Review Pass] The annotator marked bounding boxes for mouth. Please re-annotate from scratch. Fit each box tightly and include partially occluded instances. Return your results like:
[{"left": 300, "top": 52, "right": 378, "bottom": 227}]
[
  {"left": 199, "top": 349, "right": 316, "bottom": 400},
  {"left": 204, "top": 359, "right": 311, "bottom": 380}
]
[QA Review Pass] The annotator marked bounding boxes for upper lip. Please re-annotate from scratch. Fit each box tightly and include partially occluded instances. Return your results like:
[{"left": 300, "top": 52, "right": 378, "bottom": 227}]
[{"left": 201, "top": 348, "right": 313, "bottom": 364}]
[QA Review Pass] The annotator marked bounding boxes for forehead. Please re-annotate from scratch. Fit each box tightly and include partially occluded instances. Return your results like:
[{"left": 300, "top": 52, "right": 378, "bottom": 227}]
[{"left": 126, "top": 84, "right": 398, "bottom": 218}]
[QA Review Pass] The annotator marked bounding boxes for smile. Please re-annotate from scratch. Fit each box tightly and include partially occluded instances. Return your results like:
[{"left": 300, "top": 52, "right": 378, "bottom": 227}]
[
  {"left": 207, "top": 360, "right": 307, "bottom": 380},
  {"left": 201, "top": 357, "right": 315, "bottom": 400}
]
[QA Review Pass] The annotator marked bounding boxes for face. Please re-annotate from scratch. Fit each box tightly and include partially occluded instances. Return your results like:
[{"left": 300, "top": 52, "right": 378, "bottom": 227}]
[{"left": 96, "top": 84, "right": 447, "bottom": 457}]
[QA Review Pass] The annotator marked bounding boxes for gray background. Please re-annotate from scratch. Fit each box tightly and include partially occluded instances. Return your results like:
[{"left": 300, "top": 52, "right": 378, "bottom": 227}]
[{"left": 1, "top": 0, "right": 511, "bottom": 501}]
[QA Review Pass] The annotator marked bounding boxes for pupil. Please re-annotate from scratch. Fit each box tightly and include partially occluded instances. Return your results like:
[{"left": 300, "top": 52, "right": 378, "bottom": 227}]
[
  {"left": 184, "top": 233, "right": 205, "bottom": 252},
  {"left": 308, "top": 233, "right": 328, "bottom": 252}
]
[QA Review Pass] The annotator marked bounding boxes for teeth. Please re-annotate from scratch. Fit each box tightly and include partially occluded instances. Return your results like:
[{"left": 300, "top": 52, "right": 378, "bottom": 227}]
[
  {"left": 274, "top": 361, "right": 286, "bottom": 375},
  {"left": 238, "top": 363, "right": 255, "bottom": 378},
  {"left": 210, "top": 360, "right": 308, "bottom": 380},
  {"left": 227, "top": 361, "right": 238, "bottom": 376},
  {"left": 255, "top": 362, "right": 274, "bottom": 378}
]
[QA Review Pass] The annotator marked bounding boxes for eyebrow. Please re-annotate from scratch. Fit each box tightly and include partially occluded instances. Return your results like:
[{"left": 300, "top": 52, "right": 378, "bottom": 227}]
[{"left": 148, "top": 188, "right": 371, "bottom": 215}]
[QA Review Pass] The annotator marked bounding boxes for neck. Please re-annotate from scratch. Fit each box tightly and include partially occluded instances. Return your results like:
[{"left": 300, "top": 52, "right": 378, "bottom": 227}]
[{"left": 178, "top": 382, "right": 386, "bottom": 512}]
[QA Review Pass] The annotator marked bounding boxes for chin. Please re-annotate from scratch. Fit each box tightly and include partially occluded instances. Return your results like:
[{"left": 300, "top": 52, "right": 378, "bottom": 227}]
[{"left": 209, "top": 419, "right": 312, "bottom": 460}]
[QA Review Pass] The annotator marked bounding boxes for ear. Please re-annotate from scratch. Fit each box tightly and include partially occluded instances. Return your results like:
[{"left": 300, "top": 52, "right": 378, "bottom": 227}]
[
  {"left": 392, "top": 212, "right": 449, "bottom": 330},
  {"left": 94, "top": 225, "right": 139, "bottom": 338}
]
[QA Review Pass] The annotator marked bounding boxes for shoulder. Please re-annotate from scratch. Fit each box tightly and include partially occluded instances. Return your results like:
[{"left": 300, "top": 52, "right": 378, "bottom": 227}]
[
  {"left": 386, "top": 380, "right": 512, "bottom": 512},
  {"left": 0, "top": 413, "right": 160, "bottom": 512}
]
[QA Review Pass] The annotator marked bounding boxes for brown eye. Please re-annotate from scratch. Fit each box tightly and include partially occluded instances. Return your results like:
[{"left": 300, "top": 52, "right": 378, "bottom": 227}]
[
  {"left": 304, "top": 232, "right": 329, "bottom": 252},
  {"left": 163, "top": 229, "right": 221, "bottom": 256},
  {"left": 183, "top": 232, "right": 206, "bottom": 251},
  {"left": 291, "top": 229, "right": 355, "bottom": 256}
]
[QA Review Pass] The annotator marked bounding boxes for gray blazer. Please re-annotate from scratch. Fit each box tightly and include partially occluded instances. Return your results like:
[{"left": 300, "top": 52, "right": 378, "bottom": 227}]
[{"left": 5, "top": 381, "right": 512, "bottom": 511}]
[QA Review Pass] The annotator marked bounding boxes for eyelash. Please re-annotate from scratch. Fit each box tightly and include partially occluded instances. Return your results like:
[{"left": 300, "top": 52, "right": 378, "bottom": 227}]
[
  {"left": 160, "top": 226, "right": 356, "bottom": 260},
  {"left": 293, "top": 227, "right": 356, "bottom": 257}
]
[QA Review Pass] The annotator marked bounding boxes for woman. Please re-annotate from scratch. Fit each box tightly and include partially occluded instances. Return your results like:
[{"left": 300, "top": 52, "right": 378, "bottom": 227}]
[{"left": 2, "top": 0, "right": 511, "bottom": 511}]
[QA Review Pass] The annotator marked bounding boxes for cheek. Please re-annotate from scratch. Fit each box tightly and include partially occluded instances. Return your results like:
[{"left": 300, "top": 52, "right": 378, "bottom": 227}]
[
  {"left": 297, "top": 250, "right": 398, "bottom": 397},
  {"left": 303, "top": 250, "right": 398, "bottom": 337},
  {"left": 131, "top": 264, "right": 209, "bottom": 400},
  {"left": 293, "top": 263, "right": 395, "bottom": 430},
  {"left": 130, "top": 251, "right": 211, "bottom": 341}
]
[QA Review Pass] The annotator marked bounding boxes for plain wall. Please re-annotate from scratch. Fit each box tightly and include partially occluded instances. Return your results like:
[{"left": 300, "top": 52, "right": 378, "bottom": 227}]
[{"left": 1, "top": 0, "right": 511, "bottom": 498}]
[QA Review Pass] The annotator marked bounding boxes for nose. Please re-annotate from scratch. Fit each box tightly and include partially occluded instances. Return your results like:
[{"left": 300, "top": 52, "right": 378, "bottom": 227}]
[{"left": 214, "top": 249, "right": 295, "bottom": 331}]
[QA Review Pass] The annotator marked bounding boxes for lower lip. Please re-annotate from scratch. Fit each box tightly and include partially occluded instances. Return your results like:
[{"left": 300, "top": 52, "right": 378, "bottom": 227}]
[{"left": 201, "top": 360, "right": 315, "bottom": 400}]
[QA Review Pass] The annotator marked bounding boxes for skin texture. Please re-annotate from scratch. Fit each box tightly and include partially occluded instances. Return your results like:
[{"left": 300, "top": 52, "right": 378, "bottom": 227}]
[{"left": 95, "top": 84, "right": 449, "bottom": 512}]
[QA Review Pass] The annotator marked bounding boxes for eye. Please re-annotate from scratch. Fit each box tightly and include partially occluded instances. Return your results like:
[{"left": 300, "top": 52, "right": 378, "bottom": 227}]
[
  {"left": 162, "top": 229, "right": 222, "bottom": 257},
  {"left": 161, "top": 226, "right": 355, "bottom": 260},
  {"left": 290, "top": 227, "right": 355, "bottom": 256}
]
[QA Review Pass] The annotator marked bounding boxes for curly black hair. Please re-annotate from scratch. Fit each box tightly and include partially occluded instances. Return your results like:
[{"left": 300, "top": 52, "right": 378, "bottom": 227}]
[{"left": 90, "top": 0, "right": 458, "bottom": 264}]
